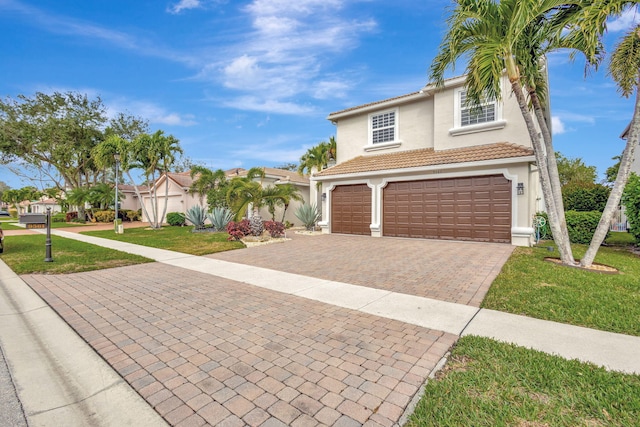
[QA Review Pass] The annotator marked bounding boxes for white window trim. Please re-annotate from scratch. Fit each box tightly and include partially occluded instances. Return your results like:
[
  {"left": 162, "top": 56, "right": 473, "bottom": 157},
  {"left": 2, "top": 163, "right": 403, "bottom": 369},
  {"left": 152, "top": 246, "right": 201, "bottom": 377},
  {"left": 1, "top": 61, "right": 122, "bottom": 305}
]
[
  {"left": 450, "top": 88, "right": 504, "bottom": 135},
  {"left": 367, "top": 108, "right": 401, "bottom": 149}
]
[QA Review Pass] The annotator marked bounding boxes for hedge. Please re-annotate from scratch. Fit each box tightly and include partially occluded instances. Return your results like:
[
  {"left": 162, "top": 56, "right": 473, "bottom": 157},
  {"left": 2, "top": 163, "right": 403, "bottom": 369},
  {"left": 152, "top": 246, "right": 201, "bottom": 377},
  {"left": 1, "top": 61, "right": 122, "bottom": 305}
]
[{"left": 535, "top": 210, "right": 608, "bottom": 244}]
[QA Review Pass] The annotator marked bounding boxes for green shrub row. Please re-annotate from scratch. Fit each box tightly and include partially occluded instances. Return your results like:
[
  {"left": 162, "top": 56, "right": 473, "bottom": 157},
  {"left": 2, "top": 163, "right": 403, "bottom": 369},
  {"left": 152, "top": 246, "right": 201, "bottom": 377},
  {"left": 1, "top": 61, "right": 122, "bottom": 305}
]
[
  {"left": 536, "top": 210, "right": 609, "bottom": 244},
  {"left": 562, "top": 183, "right": 610, "bottom": 212}
]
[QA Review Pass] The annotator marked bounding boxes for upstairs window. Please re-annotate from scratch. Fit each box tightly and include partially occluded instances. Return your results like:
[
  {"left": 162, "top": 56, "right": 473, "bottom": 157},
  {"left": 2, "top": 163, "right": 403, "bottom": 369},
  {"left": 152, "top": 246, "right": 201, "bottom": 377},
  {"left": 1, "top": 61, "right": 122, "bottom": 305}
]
[
  {"left": 371, "top": 110, "right": 396, "bottom": 144},
  {"left": 459, "top": 90, "right": 496, "bottom": 126}
]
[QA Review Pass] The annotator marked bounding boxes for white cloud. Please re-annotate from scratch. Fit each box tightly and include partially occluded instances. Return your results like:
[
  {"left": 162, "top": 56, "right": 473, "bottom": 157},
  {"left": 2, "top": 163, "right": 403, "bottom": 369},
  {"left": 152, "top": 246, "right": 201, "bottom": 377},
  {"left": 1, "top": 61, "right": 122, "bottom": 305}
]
[
  {"left": 222, "top": 96, "right": 315, "bottom": 115},
  {"left": 551, "top": 116, "right": 566, "bottom": 135},
  {"left": 196, "top": 0, "right": 377, "bottom": 114},
  {"left": 608, "top": 6, "right": 640, "bottom": 32},
  {"left": 167, "top": 0, "right": 202, "bottom": 14},
  {"left": 107, "top": 98, "right": 198, "bottom": 127}
]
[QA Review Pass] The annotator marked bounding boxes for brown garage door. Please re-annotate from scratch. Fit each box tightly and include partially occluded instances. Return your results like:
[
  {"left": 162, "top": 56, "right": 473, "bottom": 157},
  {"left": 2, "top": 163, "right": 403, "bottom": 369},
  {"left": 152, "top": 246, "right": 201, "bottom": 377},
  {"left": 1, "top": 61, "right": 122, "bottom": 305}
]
[
  {"left": 383, "top": 175, "right": 511, "bottom": 243},
  {"left": 331, "top": 184, "right": 371, "bottom": 235}
]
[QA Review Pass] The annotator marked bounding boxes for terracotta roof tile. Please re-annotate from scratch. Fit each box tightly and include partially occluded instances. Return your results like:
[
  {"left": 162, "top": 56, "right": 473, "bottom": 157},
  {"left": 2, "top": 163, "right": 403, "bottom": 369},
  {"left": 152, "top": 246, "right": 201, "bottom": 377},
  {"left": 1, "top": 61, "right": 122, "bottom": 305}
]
[{"left": 314, "top": 142, "right": 534, "bottom": 177}]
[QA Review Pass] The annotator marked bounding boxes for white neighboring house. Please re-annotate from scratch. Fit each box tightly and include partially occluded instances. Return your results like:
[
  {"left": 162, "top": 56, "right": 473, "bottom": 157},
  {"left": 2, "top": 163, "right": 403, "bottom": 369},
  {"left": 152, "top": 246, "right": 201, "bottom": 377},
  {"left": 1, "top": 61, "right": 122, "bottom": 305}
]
[
  {"left": 29, "top": 197, "right": 62, "bottom": 215},
  {"left": 227, "top": 167, "right": 311, "bottom": 225},
  {"left": 314, "top": 74, "right": 544, "bottom": 246},
  {"left": 139, "top": 168, "right": 310, "bottom": 226}
]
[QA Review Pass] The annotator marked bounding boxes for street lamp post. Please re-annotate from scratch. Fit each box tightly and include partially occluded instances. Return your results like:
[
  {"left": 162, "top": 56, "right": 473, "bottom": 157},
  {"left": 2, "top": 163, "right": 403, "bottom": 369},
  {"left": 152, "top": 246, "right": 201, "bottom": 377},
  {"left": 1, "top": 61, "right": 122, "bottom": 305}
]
[{"left": 114, "top": 153, "right": 120, "bottom": 233}]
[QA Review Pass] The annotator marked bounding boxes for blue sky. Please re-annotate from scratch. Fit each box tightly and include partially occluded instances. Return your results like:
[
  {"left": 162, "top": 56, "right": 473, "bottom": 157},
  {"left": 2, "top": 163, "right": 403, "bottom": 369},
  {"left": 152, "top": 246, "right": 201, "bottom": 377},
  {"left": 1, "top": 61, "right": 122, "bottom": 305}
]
[{"left": 0, "top": 0, "right": 638, "bottom": 190}]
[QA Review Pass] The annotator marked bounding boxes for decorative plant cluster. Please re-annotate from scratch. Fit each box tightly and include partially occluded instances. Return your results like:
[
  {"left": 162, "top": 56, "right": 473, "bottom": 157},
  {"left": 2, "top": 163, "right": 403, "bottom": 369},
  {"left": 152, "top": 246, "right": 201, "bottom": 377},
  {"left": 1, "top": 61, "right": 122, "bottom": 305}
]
[
  {"left": 66, "top": 211, "right": 79, "bottom": 222},
  {"left": 166, "top": 212, "right": 186, "bottom": 226},
  {"left": 93, "top": 210, "right": 116, "bottom": 223},
  {"left": 227, "top": 219, "right": 251, "bottom": 241},
  {"left": 263, "top": 220, "right": 285, "bottom": 238}
]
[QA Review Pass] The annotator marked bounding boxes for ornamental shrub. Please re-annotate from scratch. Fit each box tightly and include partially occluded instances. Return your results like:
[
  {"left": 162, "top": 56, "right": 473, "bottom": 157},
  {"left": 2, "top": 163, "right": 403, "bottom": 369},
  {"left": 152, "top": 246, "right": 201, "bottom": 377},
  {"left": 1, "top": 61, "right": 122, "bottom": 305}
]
[
  {"left": 52, "top": 213, "right": 67, "bottom": 222},
  {"left": 537, "top": 210, "right": 607, "bottom": 244},
  {"left": 94, "top": 210, "right": 115, "bottom": 222},
  {"left": 227, "top": 219, "right": 251, "bottom": 241},
  {"left": 125, "top": 209, "right": 141, "bottom": 222},
  {"left": 622, "top": 173, "right": 640, "bottom": 244},
  {"left": 66, "top": 211, "right": 78, "bottom": 222},
  {"left": 562, "top": 183, "right": 610, "bottom": 212},
  {"left": 166, "top": 212, "right": 186, "bottom": 226},
  {"left": 264, "top": 220, "right": 285, "bottom": 238}
]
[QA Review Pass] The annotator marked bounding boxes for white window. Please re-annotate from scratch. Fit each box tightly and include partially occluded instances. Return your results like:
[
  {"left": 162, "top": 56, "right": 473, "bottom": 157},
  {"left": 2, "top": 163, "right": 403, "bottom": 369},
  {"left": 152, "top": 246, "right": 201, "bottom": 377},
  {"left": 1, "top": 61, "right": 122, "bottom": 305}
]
[
  {"left": 459, "top": 90, "right": 496, "bottom": 126},
  {"left": 371, "top": 110, "right": 396, "bottom": 144},
  {"left": 450, "top": 88, "right": 505, "bottom": 136}
]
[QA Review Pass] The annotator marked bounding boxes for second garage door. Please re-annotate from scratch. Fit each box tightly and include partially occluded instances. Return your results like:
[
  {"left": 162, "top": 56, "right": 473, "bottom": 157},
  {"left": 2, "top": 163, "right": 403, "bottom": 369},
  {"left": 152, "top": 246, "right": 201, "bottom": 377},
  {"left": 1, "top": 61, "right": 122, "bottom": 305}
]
[
  {"left": 331, "top": 184, "right": 371, "bottom": 235},
  {"left": 383, "top": 175, "right": 511, "bottom": 243}
]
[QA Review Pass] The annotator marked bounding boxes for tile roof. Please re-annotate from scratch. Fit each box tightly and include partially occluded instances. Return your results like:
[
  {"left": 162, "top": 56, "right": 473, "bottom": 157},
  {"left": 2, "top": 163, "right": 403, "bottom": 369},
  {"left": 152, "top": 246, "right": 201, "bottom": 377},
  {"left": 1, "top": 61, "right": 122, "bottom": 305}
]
[
  {"left": 314, "top": 142, "right": 534, "bottom": 177},
  {"left": 227, "top": 167, "right": 310, "bottom": 185}
]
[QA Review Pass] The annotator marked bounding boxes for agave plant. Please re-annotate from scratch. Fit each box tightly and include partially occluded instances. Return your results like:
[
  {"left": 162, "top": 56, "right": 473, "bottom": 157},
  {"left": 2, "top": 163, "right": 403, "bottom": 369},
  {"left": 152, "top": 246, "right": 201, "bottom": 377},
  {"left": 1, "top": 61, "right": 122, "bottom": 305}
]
[
  {"left": 295, "top": 203, "right": 320, "bottom": 231},
  {"left": 207, "top": 207, "right": 234, "bottom": 231},
  {"left": 185, "top": 205, "right": 207, "bottom": 230}
]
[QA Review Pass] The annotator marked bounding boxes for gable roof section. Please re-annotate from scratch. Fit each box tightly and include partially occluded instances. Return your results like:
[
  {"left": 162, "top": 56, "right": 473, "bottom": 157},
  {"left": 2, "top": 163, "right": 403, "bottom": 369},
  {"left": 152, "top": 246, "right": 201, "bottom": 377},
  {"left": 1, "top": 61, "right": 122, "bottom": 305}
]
[{"left": 314, "top": 142, "right": 534, "bottom": 177}]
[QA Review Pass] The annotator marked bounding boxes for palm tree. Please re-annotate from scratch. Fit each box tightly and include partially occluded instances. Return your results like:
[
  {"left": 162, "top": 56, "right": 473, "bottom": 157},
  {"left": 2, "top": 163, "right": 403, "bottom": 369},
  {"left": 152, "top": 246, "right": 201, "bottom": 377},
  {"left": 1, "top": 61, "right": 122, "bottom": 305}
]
[
  {"left": 189, "top": 166, "right": 228, "bottom": 207},
  {"left": 226, "top": 178, "right": 264, "bottom": 221},
  {"left": 580, "top": 21, "right": 640, "bottom": 267},
  {"left": 276, "top": 183, "right": 304, "bottom": 222},
  {"left": 66, "top": 186, "right": 90, "bottom": 221},
  {"left": 298, "top": 140, "right": 332, "bottom": 176},
  {"left": 429, "top": 0, "right": 599, "bottom": 265}
]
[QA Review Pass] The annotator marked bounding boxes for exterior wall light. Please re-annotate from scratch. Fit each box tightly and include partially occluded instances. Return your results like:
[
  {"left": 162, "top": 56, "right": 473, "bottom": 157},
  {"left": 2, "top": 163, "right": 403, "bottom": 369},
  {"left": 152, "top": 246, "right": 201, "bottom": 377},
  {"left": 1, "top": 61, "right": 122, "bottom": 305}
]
[
  {"left": 322, "top": 192, "right": 327, "bottom": 201},
  {"left": 517, "top": 182, "right": 525, "bottom": 195}
]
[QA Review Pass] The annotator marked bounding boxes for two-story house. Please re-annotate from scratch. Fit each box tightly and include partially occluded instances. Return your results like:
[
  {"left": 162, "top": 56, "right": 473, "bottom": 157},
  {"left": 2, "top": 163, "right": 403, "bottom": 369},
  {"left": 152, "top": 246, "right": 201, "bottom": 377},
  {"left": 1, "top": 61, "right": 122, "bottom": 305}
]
[{"left": 313, "top": 75, "right": 543, "bottom": 246}]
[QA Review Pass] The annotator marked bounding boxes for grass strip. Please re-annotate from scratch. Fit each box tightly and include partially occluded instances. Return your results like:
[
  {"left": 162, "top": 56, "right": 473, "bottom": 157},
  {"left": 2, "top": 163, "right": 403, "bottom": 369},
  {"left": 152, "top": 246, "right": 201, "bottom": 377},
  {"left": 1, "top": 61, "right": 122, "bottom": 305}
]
[
  {"left": 482, "top": 243, "right": 640, "bottom": 336},
  {"left": 0, "top": 234, "right": 152, "bottom": 274},
  {"left": 82, "top": 226, "right": 245, "bottom": 256},
  {"left": 407, "top": 336, "right": 640, "bottom": 427}
]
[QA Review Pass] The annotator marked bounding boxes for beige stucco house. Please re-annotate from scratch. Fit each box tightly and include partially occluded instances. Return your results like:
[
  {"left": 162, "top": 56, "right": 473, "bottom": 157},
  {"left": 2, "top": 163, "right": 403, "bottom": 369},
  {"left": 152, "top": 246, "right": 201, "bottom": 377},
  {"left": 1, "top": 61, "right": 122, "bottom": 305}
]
[
  {"left": 313, "top": 75, "right": 544, "bottom": 246},
  {"left": 140, "top": 168, "right": 310, "bottom": 226}
]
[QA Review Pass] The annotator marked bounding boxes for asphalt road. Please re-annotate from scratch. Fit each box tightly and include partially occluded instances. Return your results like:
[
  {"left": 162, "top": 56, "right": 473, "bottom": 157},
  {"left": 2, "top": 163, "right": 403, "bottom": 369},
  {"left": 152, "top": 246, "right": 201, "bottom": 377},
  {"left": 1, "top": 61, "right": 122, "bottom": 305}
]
[{"left": 0, "top": 343, "right": 28, "bottom": 427}]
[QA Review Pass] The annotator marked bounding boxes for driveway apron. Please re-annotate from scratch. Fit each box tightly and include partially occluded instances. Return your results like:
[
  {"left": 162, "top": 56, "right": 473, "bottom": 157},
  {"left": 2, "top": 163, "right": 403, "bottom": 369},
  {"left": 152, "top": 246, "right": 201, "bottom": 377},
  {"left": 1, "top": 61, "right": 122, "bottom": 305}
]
[
  {"left": 209, "top": 233, "right": 515, "bottom": 307},
  {"left": 17, "top": 233, "right": 511, "bottom": 426}
]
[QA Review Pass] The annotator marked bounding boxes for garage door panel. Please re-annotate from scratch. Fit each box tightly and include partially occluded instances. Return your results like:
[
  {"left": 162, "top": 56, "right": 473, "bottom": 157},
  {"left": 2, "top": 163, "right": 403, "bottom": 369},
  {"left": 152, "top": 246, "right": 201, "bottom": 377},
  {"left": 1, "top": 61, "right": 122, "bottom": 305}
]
[
  {"left": 332, "top": 184, "right": 371, "bottom": 235},
  {"left": 383, "top": 175, "right": 512, "bottom": 243}
]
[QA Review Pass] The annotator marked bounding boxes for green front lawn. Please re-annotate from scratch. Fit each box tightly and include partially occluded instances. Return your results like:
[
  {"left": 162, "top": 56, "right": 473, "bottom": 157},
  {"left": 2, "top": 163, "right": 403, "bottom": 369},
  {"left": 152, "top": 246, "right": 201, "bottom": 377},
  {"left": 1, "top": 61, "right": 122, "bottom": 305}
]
[
  {"left": 407, "top": 336, "right": 640, "bottom": 427},
  {"left": 0, "top": 234, "right": 152, "bottom": 274},
  {"left": 82, "top": 225, "right": 245, "bottom": 256},
  {"left": 482, "top": 243, "right": 640, "bottom": 336}
]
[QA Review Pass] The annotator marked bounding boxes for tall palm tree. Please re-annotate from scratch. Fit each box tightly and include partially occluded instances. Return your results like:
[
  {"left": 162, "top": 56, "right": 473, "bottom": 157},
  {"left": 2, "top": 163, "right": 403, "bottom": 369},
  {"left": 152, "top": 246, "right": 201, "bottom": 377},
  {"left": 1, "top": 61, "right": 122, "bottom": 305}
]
[
  {"left": 276, "top": 183, "right": 304, "bottom": 222},
  {"left": 226, "top": 178, "right": 264, "bottom": 221},
  {"left": 430, "top": 0, "right": 598, "bottom": 265},
  {"left": 581, "top": 21, "right": 640, "bottom": 267}
]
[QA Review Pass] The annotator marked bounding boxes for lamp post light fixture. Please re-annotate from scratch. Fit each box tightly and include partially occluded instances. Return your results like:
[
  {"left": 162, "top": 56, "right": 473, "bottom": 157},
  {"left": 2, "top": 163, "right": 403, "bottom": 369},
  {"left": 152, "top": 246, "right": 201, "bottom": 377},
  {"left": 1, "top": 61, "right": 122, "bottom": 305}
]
[{"left": 114, "top": 153, "right": 121, "bottom": 233}]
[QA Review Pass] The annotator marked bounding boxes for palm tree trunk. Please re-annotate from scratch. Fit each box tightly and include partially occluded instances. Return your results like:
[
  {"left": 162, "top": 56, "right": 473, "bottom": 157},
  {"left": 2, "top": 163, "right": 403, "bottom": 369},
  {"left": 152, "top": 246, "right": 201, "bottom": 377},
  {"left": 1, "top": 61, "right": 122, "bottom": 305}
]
[
  {"left": 529, "top": 89, "right": 574, "bottom": 261},
  {"left": 160, "top": 171, "right": 170, "bottom": 226},
  {"left": 581, "top": 87, "right": 640, "bottom": 267},
  {"left": 126, "top": 171, "right": 154, "bottom": 227},
  {"left": 511, "top": 80, "right": 575, "bottom": 264}
]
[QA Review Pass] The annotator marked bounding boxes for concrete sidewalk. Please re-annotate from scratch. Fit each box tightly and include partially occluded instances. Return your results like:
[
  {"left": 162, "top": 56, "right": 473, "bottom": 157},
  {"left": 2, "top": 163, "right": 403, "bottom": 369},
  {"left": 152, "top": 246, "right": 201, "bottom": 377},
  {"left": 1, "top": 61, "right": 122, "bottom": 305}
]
[{"left": 1, "top": 228, "right": 639, "bottom": 426}]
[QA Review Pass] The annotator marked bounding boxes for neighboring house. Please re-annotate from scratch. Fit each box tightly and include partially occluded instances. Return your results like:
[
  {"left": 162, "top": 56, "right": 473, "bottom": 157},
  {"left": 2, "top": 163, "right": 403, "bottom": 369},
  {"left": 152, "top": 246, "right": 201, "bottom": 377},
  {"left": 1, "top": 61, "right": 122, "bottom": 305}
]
[
  {"left": 117, "top": 184, "right": 145, "bottom": 212},
  {"left": 29, "top": 197, "right": 62, "bottom": 214},
  {"left": 314, "top": 74, "right": 543, "bottom": 246},
  {"left": 140, "top": 171, "right": 203, "bottom": 224},
  {"left": 140, "top": 168, "right": 310, "bottom": 226},
  {"left": 228, "top": 167, "right": 310, "bottom": 225}
]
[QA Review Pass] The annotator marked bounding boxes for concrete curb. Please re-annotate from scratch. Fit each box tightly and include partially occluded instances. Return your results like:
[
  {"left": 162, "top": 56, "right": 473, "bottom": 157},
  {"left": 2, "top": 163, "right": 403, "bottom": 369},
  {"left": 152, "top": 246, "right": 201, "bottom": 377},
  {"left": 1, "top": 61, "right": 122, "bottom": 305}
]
[{"left": 0, "top": 260, "right": 168, "bottom": 427}]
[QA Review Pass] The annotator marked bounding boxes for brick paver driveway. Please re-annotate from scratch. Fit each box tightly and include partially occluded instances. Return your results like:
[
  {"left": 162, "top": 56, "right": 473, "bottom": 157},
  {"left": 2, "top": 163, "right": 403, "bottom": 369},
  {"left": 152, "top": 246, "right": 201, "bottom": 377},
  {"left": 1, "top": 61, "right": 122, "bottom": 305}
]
[
  {"left": 210, "top": 233, "right": 515, "bottom": 307},
  {"left": 21, "top": 234, "right": 512, "bottom": 426}
]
